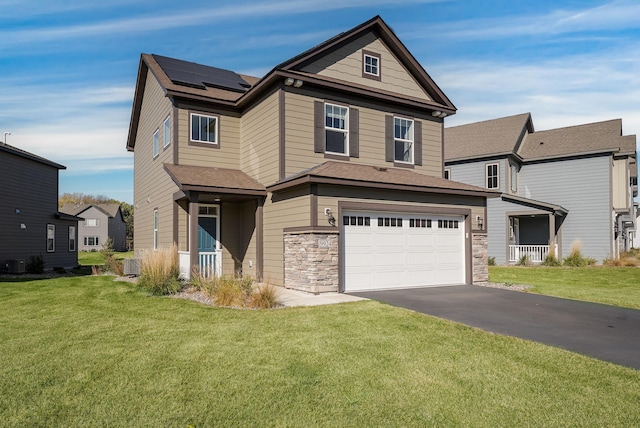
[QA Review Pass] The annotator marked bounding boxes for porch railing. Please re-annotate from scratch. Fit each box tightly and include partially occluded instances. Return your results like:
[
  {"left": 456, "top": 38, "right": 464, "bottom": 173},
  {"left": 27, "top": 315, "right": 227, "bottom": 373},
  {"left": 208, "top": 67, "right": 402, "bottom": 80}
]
[
  {"left": 178, "top": 251, "right": 222, "bottom": 280},
  {"left": 509, "top": 245, "right": 551, "bottom": 264}
]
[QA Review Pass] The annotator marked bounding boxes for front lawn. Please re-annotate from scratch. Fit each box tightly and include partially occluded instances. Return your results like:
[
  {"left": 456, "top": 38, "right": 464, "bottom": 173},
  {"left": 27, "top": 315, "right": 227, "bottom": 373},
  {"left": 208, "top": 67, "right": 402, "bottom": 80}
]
[
  {"left": 1, "top": 276, "right": 639, "bottom": 426},
  {"left": 489, "top": 266, "right": 640, "bottom": 309},
  {"left": 78, "top": 250, "right": 134, "bottom": 266}
]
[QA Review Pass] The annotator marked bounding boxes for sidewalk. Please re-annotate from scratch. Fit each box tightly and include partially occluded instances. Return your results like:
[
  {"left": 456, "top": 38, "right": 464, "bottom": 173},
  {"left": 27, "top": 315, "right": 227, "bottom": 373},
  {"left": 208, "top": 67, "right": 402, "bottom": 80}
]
[{"left": 277, "top": 287, "right": 367, "bottom": 307}]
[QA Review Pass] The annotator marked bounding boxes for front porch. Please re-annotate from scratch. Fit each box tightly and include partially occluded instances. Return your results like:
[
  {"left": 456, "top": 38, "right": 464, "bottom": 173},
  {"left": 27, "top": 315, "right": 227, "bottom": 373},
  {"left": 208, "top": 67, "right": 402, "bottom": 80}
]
[
  {"left": 508, "top": 244, "right": 557, "bottom": 263},
  {"left": 179, "top": 250, "right": 222, "bottom": 279}
]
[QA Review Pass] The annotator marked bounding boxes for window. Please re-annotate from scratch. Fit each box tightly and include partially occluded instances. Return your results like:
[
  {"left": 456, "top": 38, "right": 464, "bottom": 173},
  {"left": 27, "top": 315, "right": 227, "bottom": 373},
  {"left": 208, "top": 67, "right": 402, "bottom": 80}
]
[
  {"left": 409, "top": 219, "right": 432, "bottom": 228},
  {"left": 191, "top": 113, "right": 218, "bottom": 144},
  {"left": 438, "top": 219, "right": 459, "bottom": 229},
  {"left": 163, "top": 115, "right": 171, "bottom": 148},
  {"left": 84, "top": 236, "right": 99, "bottom": 246},
  {"left": 153, "top": 209, "right": 158, "bottom": 250},
  {"left": 510, "top": 164, "right": 518, "bottom": 192},
  {"left": 486, "top": 163, "right": 499, "bottom": 189},
  {"left": 47, "top": 224, "right": 55, "bottom": 252},
  {"left": 343, "top": 216, "right": 371, "bottom": 226},
  {"left": 69, "top": 226, "right": 76, "bottom": 252},
  {"left": 85, "top": 218, "right": 98, "bottom": 227},
  {"left": 325, "top": 103, "right": 348, "bottom": 155},
  {"left": 153, "top": 129, "right": 159, "bottom": 157},
  {"left": 363, "top": 53, "right": 379, "bottom": 77},
  {"left": 377, "top": 217, "right": 403, "bottom": 227},
  {"left": 394, "top": 117, "right": 414, "bottom": 164},
  {"left": 444, "top": 169, "right": 451, "bottom": 180}
]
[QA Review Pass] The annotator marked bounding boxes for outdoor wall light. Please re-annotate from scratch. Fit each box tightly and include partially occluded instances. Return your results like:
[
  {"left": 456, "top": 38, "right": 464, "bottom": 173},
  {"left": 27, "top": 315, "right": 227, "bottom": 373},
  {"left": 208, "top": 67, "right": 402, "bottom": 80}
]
[
  {"left": 324, "top": 208, "right": 336, "bottom": 227},
  {"left": 20, "top": 223, "right": 26, "bottom": 229},
  {"left": 476, "top": 215, "right": 484, "bottom": 230}
]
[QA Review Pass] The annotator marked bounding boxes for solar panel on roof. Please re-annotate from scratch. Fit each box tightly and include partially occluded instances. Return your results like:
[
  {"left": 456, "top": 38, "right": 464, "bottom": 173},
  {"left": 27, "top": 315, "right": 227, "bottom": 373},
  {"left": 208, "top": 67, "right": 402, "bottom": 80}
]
[{"left": 152, "top": 54, "right": 251, "bottom": 92}]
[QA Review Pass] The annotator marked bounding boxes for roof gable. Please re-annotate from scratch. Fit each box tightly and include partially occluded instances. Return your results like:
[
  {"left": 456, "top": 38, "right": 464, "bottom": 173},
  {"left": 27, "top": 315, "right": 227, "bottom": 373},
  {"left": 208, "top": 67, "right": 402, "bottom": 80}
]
[{"left": 0, "top": 142, "right": 65, "bottom": 169}]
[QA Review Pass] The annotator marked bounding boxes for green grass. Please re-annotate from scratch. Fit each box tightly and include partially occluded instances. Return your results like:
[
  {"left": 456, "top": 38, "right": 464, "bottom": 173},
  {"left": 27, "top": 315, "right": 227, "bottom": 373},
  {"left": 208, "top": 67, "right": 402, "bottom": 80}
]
[
  {"left": 1, "top": 276, "right": 639, "bottom": 426},
  {"left": 489, "top": 266, "right": 640, "bottom": 309},
  {"left": 77, "top": 250, "right": 134, "bottom": 266}
]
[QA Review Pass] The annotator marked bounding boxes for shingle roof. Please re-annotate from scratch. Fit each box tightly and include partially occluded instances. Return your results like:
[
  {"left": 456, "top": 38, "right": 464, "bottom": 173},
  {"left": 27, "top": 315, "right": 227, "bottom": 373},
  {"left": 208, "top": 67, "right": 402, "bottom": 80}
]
[
  {"left": 518, "top": 119, "right": 633, "bottom": 160},
  {"left": 59, "top": 203, "right": 121, "bottom": 218},
  {"left": 444, "top": 113, "right": 532, "bottom": 161},
  {"left": 269, "top": 161, "right": 497, "bottom": 197},
  {"left": 0, "top": 142, "right": 65, "bottom": 169},
  {"left": 163, "top": 164, "right": 266, "bottom": 195}
]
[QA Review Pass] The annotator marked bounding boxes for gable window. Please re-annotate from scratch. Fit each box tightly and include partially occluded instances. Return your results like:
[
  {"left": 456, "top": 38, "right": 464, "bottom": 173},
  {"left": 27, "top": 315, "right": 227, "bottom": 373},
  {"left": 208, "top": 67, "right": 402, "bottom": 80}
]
[
  {"left": 444, "top": 168, "right": 451, "bottom": 180},
  {"left": 191, "top": 113, "right": 218, "bottom": 144},
  {"left": 153, "top": 129, "right": 159, "bottom": 158},
  {"left": 325, "top": 103, "right": 349, "bottom": 155},
  {"left": 394, "top": 117, "right": 414, "bottom": 164},
  {"left": 69, "top": 226, "right": 76, "bottom": 252},
  {"left": 163, "top": 115, "right": 171, "bottom": 148},
  {"left": 487, "top": 163, "right": 499, "bottom": 189},
  {"left": 153, "top": 209, "right": 158, "bottom": 250},
  {"left": 510, "top": 164, "right": 518, "bottom": 192},
  {"left": 85, "top": 218, "right": 98, "bottom": 227},
  {"left": 47, "top": 224, "right": 55, "bottom": 252},
  {"left": 362, "top": 50, "right": 381, "bottom": 81}
]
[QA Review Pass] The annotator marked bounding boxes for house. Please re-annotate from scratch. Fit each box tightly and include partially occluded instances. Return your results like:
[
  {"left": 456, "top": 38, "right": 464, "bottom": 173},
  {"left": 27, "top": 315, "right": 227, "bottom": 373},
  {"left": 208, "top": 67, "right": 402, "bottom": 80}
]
[
  {"left": 0, "top": 142, "right": 78, "bottom": 272},
  {"left": 126, "top": 16, "right": 496, "bottom": 293},
  {"left": 59, "top": 203, "right": 127, "bottom": 251},
  {"left": 444, "top": 113, "right": 638, "bottom": 264}
]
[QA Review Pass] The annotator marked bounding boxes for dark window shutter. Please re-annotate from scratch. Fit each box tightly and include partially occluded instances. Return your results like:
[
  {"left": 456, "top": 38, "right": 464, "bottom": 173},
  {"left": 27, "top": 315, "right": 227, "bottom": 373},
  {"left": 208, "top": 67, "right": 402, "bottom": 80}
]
[
  {"left": 349, "top": 108, "right": 359, "bottom": 158},
  {"left": 414, "top": 120, "right": 422, "bottom": 166},
  {"left": 314, "top": 101, "right": 324, "bottom": 153},
  {"left": 385, "top": 115, "right": 394, "bottom": 162}
]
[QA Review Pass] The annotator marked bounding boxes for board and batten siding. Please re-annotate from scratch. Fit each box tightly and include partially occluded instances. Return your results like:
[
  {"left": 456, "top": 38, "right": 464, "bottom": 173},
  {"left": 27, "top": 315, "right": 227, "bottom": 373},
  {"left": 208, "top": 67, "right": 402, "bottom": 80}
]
[
  {"left": 284, "top": 91, "right": 442, "bottom": 178},
  {"left": 178, "top": 109, "right": 241, "bottom": 170},
  {"left": 518, "top": 155, "right": 612, "bottom": 262},
  {"left": 240, "top": 89, "right": 281, "bottom": 185},
  {"left": 133, "top": 69, "right": 177, "bottom": 252},
  {"left": 300, "top": 30, "right": 431, "bottom": 102}
]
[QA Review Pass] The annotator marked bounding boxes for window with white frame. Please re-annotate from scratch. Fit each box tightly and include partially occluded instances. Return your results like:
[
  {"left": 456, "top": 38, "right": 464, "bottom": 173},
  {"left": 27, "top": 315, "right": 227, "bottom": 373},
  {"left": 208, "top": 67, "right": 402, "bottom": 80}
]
[
  {"left": 394, "top": 117, "right": 414, "bottom": 164},
  {"left": 487, "top": 163, "right": 499, "bottom": 189},
  {"left": 325, "top": 103, "right": 348, "bottom": 155},
  {"left": 85, "top": 218, "right": 98, "bottom": 227},
  {"left": 47, "top": 224, "right": 55, "bottom": 252},
  {"left": 191, "top": 113, "right": 218, "bottom": 144},
  {"left": 510, "top": 164, "right": 518, "bottom": 192},
  {"left": 444, "top": 168, "right": 451, "bottom": 180},
  {"left": 363, "top": 53, "right": 379, "bottom": 77},
  {"left": 163, "top": 115, "right": 171, "bottom": 148},
  {"left": 84, "top": 236, "right": 100, "bottom": 246},
  {"left": 153, "top": 129, "right": 159, "bottom": 157},
  {"left": 69, "top": 226, "right": 76, "bottom": 252},
  {"left": 153, "top": 209, "right": 158, "bottom": 250}
]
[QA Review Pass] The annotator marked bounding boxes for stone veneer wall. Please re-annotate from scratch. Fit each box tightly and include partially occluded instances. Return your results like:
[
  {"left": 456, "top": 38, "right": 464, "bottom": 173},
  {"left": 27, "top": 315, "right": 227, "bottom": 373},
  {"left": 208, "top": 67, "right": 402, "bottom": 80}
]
[
  {"left": 472, "top": 233, "right": 488, "bottom": 284},
  {"left": 284, "top": 232, "right": 340, "bottom": 293}
]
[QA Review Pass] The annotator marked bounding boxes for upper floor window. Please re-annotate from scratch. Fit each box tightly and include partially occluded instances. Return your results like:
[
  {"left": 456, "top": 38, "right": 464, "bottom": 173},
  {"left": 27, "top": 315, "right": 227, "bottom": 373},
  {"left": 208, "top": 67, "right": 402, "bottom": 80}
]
[
  {"left": 191, "top": 113, "right": 218, "bottom": 144},
  {"left": 394, "top": 117, "right": 414, "bottom": 164},
  {"left": 163, "top": 115, "right": 171, "bottom": 148},
  {"left": 47, "top": 224, "right": 55, "bottom": 252},
  {"left": 153, "top": 129, "right": 159, "bottom": 158},
  {"left": 85, "top": 218, "right": 99, "bottom": 227},
  {"left": 487, "top": 163, "right": 499, "bottom": 189},
  {"left": 510, "top": 164, "right": 518, "bottom": 192},
  {"left": 325, "top": 103, "right": 349, "bottom": 155},
  {"left": 444, "top": 168, "right": 451, "bottom": 180},
  {"left": 362, "top": 51, "right": 381, "bottom": 81}
]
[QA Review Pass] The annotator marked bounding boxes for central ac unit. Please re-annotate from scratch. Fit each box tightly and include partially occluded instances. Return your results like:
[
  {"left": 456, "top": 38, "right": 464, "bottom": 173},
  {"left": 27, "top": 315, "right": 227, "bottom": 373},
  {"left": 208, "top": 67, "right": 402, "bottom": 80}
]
[{"left": 6, "top": 259, "right": 26, "bottom": 274}]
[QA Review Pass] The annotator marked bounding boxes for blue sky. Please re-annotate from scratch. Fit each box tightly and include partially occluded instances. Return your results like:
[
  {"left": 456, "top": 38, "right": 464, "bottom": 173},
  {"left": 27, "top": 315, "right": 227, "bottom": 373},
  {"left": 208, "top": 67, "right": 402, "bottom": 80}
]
[{"left": 1, "top": 0, "right": 638, "bottom": 204}]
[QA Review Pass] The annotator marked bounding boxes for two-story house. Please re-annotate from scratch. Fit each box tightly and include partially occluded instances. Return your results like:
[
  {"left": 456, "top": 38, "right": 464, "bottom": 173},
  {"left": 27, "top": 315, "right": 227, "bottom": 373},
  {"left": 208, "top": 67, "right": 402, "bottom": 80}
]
[
  {"left": 444, "top": 113, "right": 638, "bottom": 264},
  {"left": 0, "top": 142, "right": 79, "bottom": 272},
  {"left": 59, "top": 203, "right": 127, "bottom": 252},
  {"left": 126, "top": 16, "right": 495, "bottom": 293}
]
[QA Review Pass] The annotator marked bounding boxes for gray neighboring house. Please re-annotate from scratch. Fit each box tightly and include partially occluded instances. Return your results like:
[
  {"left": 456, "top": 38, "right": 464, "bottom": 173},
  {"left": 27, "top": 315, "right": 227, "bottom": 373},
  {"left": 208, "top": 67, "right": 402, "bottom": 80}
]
[
  {"left": 60, "top": 203, "right": 127, "bottom": 252},
  {"left": 0, "top": 142, "right": 79, "bottom": 272},
  {"left": 444, "top": 113, "right": 638, "bottom": 264}
]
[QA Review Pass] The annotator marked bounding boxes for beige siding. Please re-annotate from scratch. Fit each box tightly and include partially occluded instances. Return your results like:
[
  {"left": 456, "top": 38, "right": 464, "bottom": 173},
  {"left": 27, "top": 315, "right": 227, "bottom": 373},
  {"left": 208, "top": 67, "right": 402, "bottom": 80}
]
[
  {"left": 133, "top": 70, "right": 178, "bottom": 252},
  {"left": 262, "top": 191, "right": 310, "bottom": 285},
  {"left": 178, "top": 109, "right": 241, "bottom": 169},
  {"left": 612, "top": 158, "right": 629, "bottom": 210},
  {"left": 241, "top": 89, "right": 281, "bottom": 185},
  {"left": 301, "top": 31, "right": 431, "bottom": 102},
  {"left": 285, "top": 91, "right": 442, "bottom": 177}
]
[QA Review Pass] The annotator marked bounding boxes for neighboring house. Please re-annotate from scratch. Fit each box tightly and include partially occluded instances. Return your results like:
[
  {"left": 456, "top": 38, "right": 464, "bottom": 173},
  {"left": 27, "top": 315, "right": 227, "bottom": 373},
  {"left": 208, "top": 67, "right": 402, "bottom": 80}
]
[
  {"left": 59, "top": 203, "right": 127, "bottom": 251},
  {"left": 126, "top": 16, "right": 496, "bottom": 293},
  {"left": 444, "top": 113, "right": 638, "bottom": 264},
  {"left": 0, "top": 142, "right": 78, "bottom": 272}
]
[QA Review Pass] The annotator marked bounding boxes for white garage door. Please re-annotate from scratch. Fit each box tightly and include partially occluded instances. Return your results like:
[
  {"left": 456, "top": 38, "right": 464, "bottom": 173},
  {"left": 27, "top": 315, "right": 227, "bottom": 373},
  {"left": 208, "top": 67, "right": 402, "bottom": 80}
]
[{"left": 343, "top": 211, "right": 466, "bottom": 292}]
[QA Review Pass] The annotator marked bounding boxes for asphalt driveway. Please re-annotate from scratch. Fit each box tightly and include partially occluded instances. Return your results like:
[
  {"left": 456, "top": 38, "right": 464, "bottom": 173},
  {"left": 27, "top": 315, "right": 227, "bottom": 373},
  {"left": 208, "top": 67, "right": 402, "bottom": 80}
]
[{"left": 349, "top": 285, "right": 640, "bottom": 370}]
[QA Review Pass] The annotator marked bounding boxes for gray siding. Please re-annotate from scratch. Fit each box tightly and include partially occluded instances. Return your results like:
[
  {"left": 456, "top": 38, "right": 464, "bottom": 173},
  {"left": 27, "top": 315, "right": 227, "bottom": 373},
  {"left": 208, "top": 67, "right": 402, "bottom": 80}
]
[
  {"left": 77, "top": 207, "right": 110, "bottom": 251},
  {"left": 448, "top": 158, "right": 507, "bottom": 191},
  {"left": 108, "top": 210, "right": 127, "bottom": 251},
  {"left": 0, "top": 150, "right": 78, "bottom": 270}
]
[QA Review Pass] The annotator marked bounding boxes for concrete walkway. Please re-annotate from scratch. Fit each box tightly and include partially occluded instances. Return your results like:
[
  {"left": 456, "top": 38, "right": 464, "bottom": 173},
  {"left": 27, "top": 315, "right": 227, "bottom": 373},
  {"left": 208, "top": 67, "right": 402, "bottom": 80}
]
[
  {"left": 350, "top": 285, "right": 640, "bottom": 370},
  {"left": 278, "top": 287, "right": 367, "bottom": 307}
]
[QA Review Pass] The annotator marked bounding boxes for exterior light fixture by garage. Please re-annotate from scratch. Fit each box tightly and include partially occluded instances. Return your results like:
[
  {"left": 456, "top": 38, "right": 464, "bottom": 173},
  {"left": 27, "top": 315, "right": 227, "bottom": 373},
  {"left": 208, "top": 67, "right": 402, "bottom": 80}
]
[
  {"left": 284, "top": 78, "right": 303, "bottom": 87},
  {"left": 324, "top": 208, "right": 336, "bottom": 226},
  {"left": 476, "top": 215, "right": 484, "bottom": 230},
  {"left": 432, "top": 111, "right": 447, "bottom": 118}
]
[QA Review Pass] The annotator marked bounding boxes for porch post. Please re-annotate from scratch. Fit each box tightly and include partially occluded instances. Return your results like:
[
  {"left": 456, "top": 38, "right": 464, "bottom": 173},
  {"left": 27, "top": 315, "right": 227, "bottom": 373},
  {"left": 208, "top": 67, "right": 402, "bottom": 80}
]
[
  {"left": 189, "top": 195, "right": 199, "bottom": 277},
  {"left": 548, "top": 213, "right": 556, "bottom": 257},
  {"left": 256, "top": 198, "right": 264, "bottom": 282}
]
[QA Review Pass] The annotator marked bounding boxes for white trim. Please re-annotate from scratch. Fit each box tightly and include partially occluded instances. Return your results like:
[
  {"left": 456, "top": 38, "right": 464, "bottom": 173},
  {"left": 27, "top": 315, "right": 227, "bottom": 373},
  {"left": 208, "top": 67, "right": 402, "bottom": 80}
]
[
  {"left": 444, "top": 168, "right": 451, "bottom": 180},
  {"left": 46, "top": 224, "right": 55, "bottom": 253},
  {"left": 153, "top": 209, "right": 158, "bottom": 250},
  {"left": 153, "top": 128, "right": 159, "bottom": 158},
  {"left": 324, "top": 102, "right": 349, "bottom": 156},
  {"left": 190, "top": 112, "right": 218, "bottom": 144},
  {"left": 363, "top": 53, "right": 380, "bottom": 77},
  {"left": 394, "top": 116, "right": 414, "bottom": 164},
  {"left": 163, "top": 115, "right": 171, "bottom": 148}
]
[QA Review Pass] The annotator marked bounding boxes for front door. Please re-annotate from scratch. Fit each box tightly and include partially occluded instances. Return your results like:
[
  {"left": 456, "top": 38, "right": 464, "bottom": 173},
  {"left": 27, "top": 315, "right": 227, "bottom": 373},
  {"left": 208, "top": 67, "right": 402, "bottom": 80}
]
[{"left": 198, "top": 217, "right": 217, "bottom": 253}]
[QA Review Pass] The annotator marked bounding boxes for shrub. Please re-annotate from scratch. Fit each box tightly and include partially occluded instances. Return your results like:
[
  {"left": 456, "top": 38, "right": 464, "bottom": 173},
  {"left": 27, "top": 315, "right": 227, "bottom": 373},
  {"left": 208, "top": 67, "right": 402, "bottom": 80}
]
[
  {"left": 100, "top": 238, "right": 124, "bottom": 275},
  {"left": 249, "top": 283, "right": 281, "bottom": 309},
  {"left": 26, "top": 255, "right": 45, "bottom": 274},
  {"left": 517, "top": 254, "right": 531, "bottom": 266},
  {"left": 189, "top": 274, "right": 280, "bottom": 309},
  {"left": 488, "top": 257, "right": 495, "bottom": 266},
  {"left": 541, "top": 253, "right": 561, "bottom": 266},
  {"left": 211, "top": 276, "right": 248, "bottom": 307},
  {"left": 137, "top": 245, "right": 181, "bottom": 295},
  {"left": 563, "top": 240, "right": 596, "bottom": 267}
]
